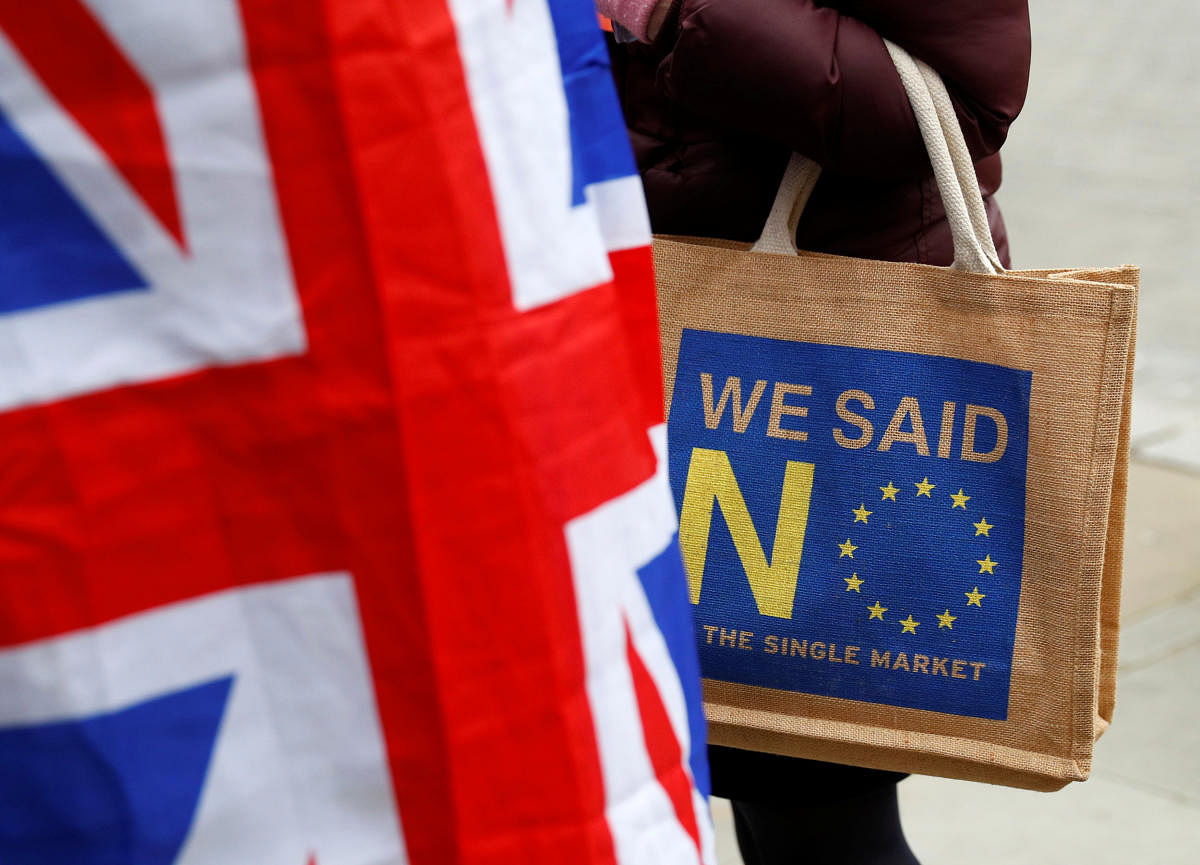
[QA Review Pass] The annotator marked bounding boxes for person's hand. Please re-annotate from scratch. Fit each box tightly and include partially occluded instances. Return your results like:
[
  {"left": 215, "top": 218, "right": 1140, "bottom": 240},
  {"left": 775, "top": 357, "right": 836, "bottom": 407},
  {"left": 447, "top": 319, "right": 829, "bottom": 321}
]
[{"left": 596, "top": 0, "right": 673, "bottom": 42}]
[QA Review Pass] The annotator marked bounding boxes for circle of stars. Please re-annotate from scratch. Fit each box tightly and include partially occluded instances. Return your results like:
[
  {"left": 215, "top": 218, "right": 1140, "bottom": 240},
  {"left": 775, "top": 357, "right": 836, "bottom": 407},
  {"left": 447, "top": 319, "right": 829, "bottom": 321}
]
[{"left": 837, "top": 477, "right": 1001, "bottom": 635}]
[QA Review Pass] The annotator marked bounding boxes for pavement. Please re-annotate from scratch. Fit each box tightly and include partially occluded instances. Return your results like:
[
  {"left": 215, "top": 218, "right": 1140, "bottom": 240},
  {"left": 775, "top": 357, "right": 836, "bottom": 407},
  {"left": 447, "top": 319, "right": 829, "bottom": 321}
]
[{"left": 710, "top": 1, "right": 1200, "bottom": 861}]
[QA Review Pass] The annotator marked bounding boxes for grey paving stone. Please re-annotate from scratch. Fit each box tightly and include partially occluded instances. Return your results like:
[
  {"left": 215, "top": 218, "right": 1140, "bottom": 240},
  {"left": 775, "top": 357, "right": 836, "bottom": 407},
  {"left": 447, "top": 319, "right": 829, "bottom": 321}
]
[
  {"left": 1120, "top": 461, "right": 1200, "bottom": 618},
  {"left": 899, "top": 772, "right": 1200, "bottom": 865},
  {"left": 1139, "top": 427, "right": 1200, "bottom": 476},
  {"left": 1119, "top": 590, "right": 1200, "bottom": 672},
  {"left": 1097, "top": 642, "right": 1200, "bottom": 805},
  {"left": 1001, "top": 2, "right": 1200, "bottom": 371},
  {"left": 709, "top": 798, "right": 743, "bottom": 865},
  {"left": 1130, "top": 392, "right": 1200, "bottom": 452},
  {"left": 1130, "top": 367, "right": 1200, "bottom": 473}
]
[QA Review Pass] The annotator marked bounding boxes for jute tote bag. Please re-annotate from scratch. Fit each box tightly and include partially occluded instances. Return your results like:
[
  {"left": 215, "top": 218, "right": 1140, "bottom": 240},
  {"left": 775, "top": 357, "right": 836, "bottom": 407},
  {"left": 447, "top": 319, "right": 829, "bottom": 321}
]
[{"left": 656, "top": 42, "right": 1138, "bottom": 791}]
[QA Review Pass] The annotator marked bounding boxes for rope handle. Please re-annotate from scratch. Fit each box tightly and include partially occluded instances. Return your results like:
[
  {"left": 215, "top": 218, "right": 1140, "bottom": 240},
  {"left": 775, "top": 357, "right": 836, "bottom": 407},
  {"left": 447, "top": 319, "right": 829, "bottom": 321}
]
[
  {"left": 751, "top": 41, "right": 1002, "bottom": 275},
  {"left": 914, "top": 58, "right": 1003, "bottom": 271},
  {"left": 750, "top": 153, "right": 821, "bottom": 255}
]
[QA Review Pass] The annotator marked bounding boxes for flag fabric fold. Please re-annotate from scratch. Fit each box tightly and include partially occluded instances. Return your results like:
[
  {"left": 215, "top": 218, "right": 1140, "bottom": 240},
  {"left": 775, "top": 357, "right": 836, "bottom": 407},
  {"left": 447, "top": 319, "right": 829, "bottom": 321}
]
[{"left": 0, "top": 1, "right": 712, "bottom": 862}]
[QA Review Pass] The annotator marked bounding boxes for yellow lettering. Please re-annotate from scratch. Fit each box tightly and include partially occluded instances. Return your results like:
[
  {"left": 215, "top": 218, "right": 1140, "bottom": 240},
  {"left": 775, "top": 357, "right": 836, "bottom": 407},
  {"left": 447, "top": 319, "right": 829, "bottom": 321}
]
[
  {"left": 738, "top": 630, "right": 754, "bottom": 650},
  {"left": 937, "top": 401, "right": 956, "bottom": 459},
  {"left": 810, "top": 641, "right": 827, "bottom": 661},
  {"left": 913, "top": 654, "right": 930, "bottom": 674},
  {"left": 700, "top": 374, "right": 766, "bottom": 433},
  {"left": 833, "top": 389, "right": 874, "bottom": 449},
  {"left": 970, "top": 661, "right": 987, "bottom": 681},
  {"left": 845, "top": 645, "right": 860, "bottom": 665},
  {"left": 789, "top": 638, "right": 808, "bottom": 658},
  {"left": 702, "top": 624, "right": 718, "bottom": 645},
  {"left": 870, "top": 649, "right": 892, "bottom": 669},
  {"left": 878, "top": 396, "right": 930, "bottom": 456},
  {"left": 718, "top": 628, "right": 737, "bottom": 648},
  {"left": 766, "top": 382, "right": 812, "bottom": 442},
  {"left": 764, "top": 635, "right": 779, "bottom": 654},
  {"left": 828, "top": 642, "right": 843, "bottom": 663},
  {"left": 892, "top": 652, "right": 910, "bottom": 672},
  {"left": 961, "top": 405, "right": 1008, "bottom": 463},
  {"left": 932, "top": 657, "right": 949, "bottom": 677},
  {"left": 679, "top": 448, "right": 815, "bottom": 619},
  {"left": 951, "top": 659, "right": 967, "bottom": 680}
]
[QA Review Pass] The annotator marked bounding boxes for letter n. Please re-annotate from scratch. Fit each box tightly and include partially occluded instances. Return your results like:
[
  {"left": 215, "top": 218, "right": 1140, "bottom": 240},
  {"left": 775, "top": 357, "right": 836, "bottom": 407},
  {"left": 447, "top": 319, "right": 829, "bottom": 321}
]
[{"left": 678, "top": 447, "right": 815, "bottom": 619}]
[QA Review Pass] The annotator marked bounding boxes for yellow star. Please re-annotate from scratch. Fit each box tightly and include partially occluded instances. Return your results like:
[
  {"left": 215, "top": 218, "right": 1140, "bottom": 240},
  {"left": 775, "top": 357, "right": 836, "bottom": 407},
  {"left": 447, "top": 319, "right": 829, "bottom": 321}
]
[
  {"left": 852, "top": 503, "right": 873, "bottom": 524},
  {"left": 950, "top": 488, "right": 971, "bottom": 509},
  {"left": 937, "top": 609, "right": 958, "bottom": 629},
  {"left": 880, "top": 481, "right": 899, "bottom": 501},
  {"left": 899, "top": 614, "right": 920, "bottom": 634},
  {"left": 973, "top": 517, "right": 994, "bottom": 537},
  {"left": 844, "top": 573, "right": 864, "bottom": 593},
  {"left": 838, "top": 538, "right": 858, "bottom": 558},
  {"left": 965, "top": 586, "right": 986, "bottom": 607},
  {"left": 977, "top": 554, "right": 997, "bottom": 575},
  {"left": 867, "top": 601, "right": 887, "bottom": 620},
  {"left": 914, "top": 477, "right": 935, "bottom": 497}
]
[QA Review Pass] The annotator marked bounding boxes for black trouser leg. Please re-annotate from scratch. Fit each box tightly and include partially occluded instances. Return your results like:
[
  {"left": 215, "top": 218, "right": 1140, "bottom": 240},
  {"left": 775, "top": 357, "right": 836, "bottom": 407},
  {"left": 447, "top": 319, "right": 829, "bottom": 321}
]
[
  {"left": 730, "top": 782, "right": 920, "bottom": 865},
  {"left": 731, "top": 799, "right": 764, "bottom": 865}
]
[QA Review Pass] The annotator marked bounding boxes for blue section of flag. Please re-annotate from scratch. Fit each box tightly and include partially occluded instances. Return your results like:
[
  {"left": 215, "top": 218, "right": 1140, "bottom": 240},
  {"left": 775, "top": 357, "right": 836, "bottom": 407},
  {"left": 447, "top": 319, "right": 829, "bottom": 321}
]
[
  {"left": 0, "top": 676, "right": 233, "bottom": 865},
  {"left": 546, "top": 0, "right": 637, "bottom": 205},
  {"left": 668, "top": 330, "right": 1032, "bottom": 720},
  {"left": 0, "top": 110, "right": 146, "bottom": 315},
  {"left": 637, "top": 536, "right": 711, "bottom": 796}
]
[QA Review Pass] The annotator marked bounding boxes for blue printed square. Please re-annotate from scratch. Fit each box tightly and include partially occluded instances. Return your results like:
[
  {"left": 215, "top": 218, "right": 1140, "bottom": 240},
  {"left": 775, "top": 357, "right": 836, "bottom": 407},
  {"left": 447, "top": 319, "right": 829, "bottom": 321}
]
[{"left": 667, "top": 329, "right": 1032, "bottom": 720}]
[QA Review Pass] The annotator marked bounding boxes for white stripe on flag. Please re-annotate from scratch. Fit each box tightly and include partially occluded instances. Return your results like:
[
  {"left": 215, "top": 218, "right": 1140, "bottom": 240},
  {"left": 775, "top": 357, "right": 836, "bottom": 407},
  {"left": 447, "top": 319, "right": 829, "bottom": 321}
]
[
  {"left": 0, "top": 0, "right": 304, "bottom": 411},
  {"left": 619, "top": 426, "right": 715, "bottom": 865},
  {"left": 446, "top": 0, "right": 616, "bottom": 311},
  {"left": 587, "top": 175, "right": 653, "bottom": 253},
  {"left": 566, "top": 425, "right": 710, "bottom": 865},
  {"left": 0, "top": 574, "right": 407, "bottom": 865}
]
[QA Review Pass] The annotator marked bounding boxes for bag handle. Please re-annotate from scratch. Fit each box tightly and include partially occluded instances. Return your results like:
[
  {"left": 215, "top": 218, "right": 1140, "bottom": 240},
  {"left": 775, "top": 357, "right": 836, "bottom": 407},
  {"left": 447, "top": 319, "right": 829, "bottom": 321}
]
[
  {"left": 913, "top": 57, "right": 1003, "bottom": 271},
  {"left": 884, "top": 40, "right": 999, "bottom": 274},
  {"left": 750, "top": 153, "right": 822, "bottom": 255},
  {"left": 751, "top": 41, "right": 1002, "bottom": 275}
]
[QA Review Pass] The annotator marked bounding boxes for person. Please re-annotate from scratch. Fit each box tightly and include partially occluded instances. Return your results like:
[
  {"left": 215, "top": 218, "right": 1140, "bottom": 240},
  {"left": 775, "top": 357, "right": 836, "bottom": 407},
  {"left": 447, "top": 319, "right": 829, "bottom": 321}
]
[{"left": 596, "top": 1, "right": 1032, "bottom": 862}]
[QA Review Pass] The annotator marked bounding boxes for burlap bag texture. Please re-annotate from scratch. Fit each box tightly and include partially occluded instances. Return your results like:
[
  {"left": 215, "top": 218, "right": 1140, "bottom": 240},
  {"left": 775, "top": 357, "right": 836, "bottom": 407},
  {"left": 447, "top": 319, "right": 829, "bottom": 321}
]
[{"left": 657, "top": 239, "right": 1137, "bottom": 790}]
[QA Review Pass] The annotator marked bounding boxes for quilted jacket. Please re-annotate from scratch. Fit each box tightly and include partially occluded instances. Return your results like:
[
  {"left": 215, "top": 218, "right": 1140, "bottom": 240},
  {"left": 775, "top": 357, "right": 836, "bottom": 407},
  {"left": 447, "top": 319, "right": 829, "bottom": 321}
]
[{"left": 607, "top": 0, "right": 1031, "bottom": 265}]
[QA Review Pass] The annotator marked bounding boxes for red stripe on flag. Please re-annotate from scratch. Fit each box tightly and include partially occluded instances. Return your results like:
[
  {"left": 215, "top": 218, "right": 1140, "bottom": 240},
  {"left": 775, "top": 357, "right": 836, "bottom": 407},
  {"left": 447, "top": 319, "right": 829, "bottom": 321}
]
[
  {"left": 0, "top": 2, "right": 460, "bottom": 862},
  {"left": 490, "top": 282, "right": 658, "bottom": 521},
  {"left": 0, "top": 0, "right": 187, "bottom": 248},
  {"left": 322, "top": 0, "right": 646, "bottom": 863},
  {"left": 608, "top": 246, "right": 667, "bottom": 435},
  {"left": 625, "top": 620, "right": 703, "bottom": 854},
  {"left": 0, "top": 4, "right": 683, "bottom": 865},
  {"left": 238, "top": 3, "right": 460, "bottom": 864}
]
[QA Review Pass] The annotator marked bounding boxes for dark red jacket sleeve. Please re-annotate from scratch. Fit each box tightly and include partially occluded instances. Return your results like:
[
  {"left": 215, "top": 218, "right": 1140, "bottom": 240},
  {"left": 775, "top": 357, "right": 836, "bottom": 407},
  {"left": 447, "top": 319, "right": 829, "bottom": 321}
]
[{"left": 655, "top": 0, "right": 1031, "bottom": 180}]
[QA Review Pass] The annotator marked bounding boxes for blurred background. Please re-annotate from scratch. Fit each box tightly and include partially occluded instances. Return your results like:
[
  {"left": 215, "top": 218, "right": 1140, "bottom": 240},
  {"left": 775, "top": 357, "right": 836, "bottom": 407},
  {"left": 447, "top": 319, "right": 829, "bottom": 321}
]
[{"left": 711, "top": 1, "right": 1200, "bottom": 861}]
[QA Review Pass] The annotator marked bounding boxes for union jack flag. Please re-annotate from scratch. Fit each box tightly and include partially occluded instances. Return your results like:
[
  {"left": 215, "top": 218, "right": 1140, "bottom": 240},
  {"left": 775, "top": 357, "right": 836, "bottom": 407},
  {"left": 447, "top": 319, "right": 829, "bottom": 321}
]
[{"left": 0, "top": 2, "right": 713, "bottom": 864}]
